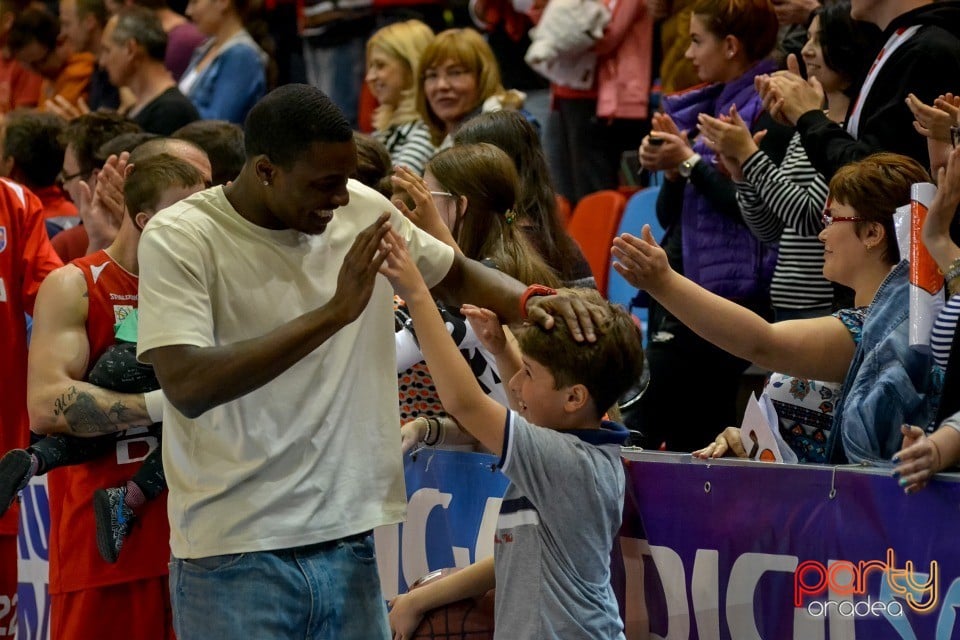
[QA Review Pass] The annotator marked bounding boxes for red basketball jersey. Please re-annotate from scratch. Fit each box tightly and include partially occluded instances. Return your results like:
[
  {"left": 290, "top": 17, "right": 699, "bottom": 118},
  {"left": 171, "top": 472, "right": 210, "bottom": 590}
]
[
  {"left": 47, "top": 250, "right": 170, "bottom": 594},
  {"left": 0, "top": 178, "right": 61, "bottom": 535}
]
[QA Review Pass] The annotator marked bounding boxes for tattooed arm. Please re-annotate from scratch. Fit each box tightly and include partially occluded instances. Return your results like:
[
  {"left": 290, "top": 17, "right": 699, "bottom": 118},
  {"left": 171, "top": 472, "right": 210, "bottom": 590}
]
[{"left": 27, "top": 265, "right": 154, "bottom": 437}]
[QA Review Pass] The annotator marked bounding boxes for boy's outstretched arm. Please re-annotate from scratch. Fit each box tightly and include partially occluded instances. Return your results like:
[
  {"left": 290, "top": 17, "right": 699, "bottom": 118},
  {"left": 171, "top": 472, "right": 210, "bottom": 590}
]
[
  {"left": 380, "top": 230, "right": 508, "bottom": 456},
  {"left": 389, "top": 556, "right": 496, "bottom": 640}
]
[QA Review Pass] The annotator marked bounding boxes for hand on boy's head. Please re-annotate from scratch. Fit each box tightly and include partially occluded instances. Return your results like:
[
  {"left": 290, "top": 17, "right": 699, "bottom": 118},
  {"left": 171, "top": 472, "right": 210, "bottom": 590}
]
[
  {"left": 525, "top": 292, "right": 604, "bottom": 343},
  {"left": 378, "top": 227, "right": 427, "bottom": 299},
  {"left": 461, "top": 304, "right": 507, "bottom": 356}
]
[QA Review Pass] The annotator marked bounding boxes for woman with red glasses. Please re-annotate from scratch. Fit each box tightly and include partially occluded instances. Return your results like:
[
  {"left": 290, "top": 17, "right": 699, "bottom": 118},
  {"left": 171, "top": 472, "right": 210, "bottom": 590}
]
[{"left": 612, "top": 152, "right": 942, "bottom": 466}]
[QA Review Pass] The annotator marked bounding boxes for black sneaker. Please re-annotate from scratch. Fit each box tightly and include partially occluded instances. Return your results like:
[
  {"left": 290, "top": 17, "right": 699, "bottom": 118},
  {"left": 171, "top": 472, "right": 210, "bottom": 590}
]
[
  {"left": 93, "top": 487, "right": 134, "bottom": 563},
  {"left": 0, "top": 449, "right": 33, "bottom": 516}
]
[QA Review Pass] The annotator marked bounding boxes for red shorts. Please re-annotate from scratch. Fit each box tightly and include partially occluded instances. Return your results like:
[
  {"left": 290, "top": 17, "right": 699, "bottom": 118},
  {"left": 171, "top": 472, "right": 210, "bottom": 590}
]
[
  {"left": 51, "top": 576, "right": 173, "bottom": 640},
  {"left": 0, "top": 536, "right": 16, "bottom": 635}
]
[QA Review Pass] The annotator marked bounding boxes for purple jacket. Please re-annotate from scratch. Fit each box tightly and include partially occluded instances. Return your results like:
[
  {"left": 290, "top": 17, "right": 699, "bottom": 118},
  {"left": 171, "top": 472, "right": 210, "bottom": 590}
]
[{"left": 662, "top": 59, "right": 778, "bottom": 301}]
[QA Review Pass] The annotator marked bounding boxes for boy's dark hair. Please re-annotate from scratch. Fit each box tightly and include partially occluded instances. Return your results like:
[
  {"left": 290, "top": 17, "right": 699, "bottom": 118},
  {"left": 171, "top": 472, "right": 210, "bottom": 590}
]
[
  {"left": 173, "top": 120, "right": 244, "bottom": 186},
  {"left": 352, "top": 131, "right": 393, "bottom": 198},
  {"left": 124, "top": 153, "right": 203, "bottom": 220},
  {"left": 244, "top": 84, "right": 352, "bottom": 169},
  {"left": 2, "top": 110, "right": 67, "bottom": 188},
  {"left": 8, "top": 5, "right": 59, "bottom": 54},
  {"left": 112, "top": 6, "right": 167, "bottom": 62},
  {"left": 513, "top": 288, "right": 645, "bottom": 419},
  {"left": 60, "top": 112, "right": 142, "bottom": 176}
]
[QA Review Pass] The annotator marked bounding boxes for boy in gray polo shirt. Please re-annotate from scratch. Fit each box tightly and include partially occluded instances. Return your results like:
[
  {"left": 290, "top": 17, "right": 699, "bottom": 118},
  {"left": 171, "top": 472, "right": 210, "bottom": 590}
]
[{"left": 381, "top": 229, "right": 644, "bottom": 640}]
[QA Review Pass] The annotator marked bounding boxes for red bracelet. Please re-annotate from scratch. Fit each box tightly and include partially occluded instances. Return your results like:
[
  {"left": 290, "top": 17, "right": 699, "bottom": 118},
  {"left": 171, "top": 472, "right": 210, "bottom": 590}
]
[{"left": 519, "top": 284, "right": 558, "bottom": 320}]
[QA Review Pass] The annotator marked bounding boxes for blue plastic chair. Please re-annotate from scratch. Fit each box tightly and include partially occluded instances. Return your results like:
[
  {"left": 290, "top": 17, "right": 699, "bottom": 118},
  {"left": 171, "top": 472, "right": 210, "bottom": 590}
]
[{"left": 607, "top": 184, "right": 664, "bottom": 342}]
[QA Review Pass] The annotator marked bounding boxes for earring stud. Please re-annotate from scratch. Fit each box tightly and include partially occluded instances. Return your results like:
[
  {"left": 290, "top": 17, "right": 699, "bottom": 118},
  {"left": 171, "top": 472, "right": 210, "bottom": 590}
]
[{"left": 263, "top": 180, "right": 269, "bottom": 186}]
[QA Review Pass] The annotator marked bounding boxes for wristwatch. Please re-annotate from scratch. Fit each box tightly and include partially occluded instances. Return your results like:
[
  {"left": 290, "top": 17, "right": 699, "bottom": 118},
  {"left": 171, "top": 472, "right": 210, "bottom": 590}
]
[{"left": 678, "top": 153, "right": 702, "bottom": 178}]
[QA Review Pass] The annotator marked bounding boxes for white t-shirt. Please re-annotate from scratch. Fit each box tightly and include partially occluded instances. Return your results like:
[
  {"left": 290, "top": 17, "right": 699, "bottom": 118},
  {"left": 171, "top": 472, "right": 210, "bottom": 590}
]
[{"left": 137, "top": 181, "right": 455, "bottom": 558}]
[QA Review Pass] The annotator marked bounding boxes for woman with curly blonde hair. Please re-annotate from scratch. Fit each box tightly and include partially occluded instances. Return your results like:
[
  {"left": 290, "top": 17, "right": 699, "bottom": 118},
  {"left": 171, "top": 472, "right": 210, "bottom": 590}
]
[{"left": 365, "top": 20, "right": 437, "bottom": 175}]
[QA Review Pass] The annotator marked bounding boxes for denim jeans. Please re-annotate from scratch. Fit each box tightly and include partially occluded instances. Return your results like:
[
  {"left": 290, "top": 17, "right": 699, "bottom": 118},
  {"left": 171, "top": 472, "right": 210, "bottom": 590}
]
[
  {"left": 302, "top": 36, "right": 366, "bottom": 129},
  {"left": 169, "top": 532, "right": 389, "bottom": 639}
]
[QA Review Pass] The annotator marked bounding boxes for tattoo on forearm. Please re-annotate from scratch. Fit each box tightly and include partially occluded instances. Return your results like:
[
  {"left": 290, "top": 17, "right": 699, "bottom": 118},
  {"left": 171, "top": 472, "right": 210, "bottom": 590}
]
[
  {"left": 58, "top": 390, "right": 121, "bottom": 434},
  {"left": 53, "top": 386, "right": 80, "bottom": 417}
]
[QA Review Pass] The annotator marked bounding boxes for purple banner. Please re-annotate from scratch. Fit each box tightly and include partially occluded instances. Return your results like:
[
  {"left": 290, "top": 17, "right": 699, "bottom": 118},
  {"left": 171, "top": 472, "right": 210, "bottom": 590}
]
[{"left": 619, "top": 451, "right": 960, "bottom": 640}]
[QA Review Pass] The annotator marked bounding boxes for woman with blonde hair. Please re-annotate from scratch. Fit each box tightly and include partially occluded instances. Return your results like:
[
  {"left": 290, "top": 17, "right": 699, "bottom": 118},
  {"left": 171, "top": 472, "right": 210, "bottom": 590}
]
[
  {"left": 365, "top": 20, "right": 437, "bottom": 175},
  {"left": 416, "top": 28, "right": 525, "bottom": 147}
]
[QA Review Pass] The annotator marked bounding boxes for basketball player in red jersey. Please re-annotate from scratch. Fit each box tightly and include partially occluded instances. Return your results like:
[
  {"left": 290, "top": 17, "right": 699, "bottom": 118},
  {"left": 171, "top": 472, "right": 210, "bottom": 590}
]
[
  {"left": 25, "top": 150, "right": 209, "bottom": 639},
  {"left": 0, "top": 177, "right": 61, "bottom": 635}
]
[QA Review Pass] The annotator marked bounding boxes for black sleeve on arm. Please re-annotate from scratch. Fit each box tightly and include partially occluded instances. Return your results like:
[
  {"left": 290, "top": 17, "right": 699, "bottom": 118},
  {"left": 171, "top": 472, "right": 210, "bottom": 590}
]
[
  {"left": 656, "top": 177, "right": 686, "bottom": 229},
  {"left": 798, "top": 29, "right": 960, "bottom": 179},
  {"left": 796, "top": 109, "right": 885, "bottom": 179},
  {"left": 687, "top": 161, "right": 742, "bottom": 222}
]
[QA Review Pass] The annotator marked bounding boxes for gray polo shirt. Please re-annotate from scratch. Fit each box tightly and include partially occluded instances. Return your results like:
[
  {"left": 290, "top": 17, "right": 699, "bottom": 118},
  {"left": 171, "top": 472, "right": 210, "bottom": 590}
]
[{"left": 494, "top": 411, "right": 628, "bottom": 639}]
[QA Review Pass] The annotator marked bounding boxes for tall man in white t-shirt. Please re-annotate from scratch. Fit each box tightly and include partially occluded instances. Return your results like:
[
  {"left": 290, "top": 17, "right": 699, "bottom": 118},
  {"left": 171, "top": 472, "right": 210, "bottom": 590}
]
[{"left": 136, "top": 83, "right": 596, "bottom": 639}]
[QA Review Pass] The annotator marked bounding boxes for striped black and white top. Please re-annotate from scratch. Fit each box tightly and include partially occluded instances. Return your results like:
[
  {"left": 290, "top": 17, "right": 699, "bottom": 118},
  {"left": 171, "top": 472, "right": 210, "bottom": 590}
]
[
  {"left": 374, "top": 120, "right": 437, "bottom": 176},
  {"left": 932, "top": 293, "right": 960, "bottom": 369},
  {"left": 736, "top": 133, "right": 833, "bottom": 310}
]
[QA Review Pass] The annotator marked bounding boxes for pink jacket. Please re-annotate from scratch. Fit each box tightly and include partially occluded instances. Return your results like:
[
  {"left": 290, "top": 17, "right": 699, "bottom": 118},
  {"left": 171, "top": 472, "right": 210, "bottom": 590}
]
[{"left": 595, "top": 0, "right": 653, "bottom": 120}]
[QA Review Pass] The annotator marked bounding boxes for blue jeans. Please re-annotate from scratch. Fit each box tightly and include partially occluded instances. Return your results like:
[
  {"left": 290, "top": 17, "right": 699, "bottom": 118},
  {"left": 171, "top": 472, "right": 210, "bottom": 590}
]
[
  {"left": 302, "top": 36, "right": 366, "bottom": 129},
  {"left": 169, "top": 532, "right": 389, "bottom": 639}
]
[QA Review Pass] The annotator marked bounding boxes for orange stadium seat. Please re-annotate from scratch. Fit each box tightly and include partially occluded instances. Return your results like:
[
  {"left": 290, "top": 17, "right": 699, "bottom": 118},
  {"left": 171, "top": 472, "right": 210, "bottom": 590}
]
[{"left": 566, "top": 190, "right": 627, "bottom": 296}]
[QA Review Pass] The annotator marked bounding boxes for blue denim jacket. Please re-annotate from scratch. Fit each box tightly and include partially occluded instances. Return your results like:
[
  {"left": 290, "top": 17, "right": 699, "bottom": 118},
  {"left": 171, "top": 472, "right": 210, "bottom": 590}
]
[
  {"left": 826, "top": 261, "right": 941, "bottom": 464},
  {"left": 181, "top": 30, "right": 266, "bottom": 124}
]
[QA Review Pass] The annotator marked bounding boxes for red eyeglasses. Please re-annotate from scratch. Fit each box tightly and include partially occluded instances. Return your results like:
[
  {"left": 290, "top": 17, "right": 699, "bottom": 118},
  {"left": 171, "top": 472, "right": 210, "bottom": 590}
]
[{"left": 821, "top": 212, "right": 865, "bottom": 226}]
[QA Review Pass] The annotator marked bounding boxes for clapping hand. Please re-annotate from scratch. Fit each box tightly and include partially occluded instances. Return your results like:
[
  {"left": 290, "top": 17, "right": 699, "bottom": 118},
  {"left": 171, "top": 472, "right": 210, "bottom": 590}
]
[
  {"left": 83, "top": 152, "right": 129, "bottom": 253},
  {"left": 756, "top": 54, "right": 824, "bottom": 126},
  {"left": 923, "top": 145, "right": 960, "bottom": 265},
  {"left": 638, "top": 112, "right": 696, "bottom": 179},
  {"left": 698, "top": 105, "right": 766, "bottom": 180},
  {"left": 44, "top": 95, "right": 90, "bottom": 121},
  {"left": 906, "top": 92, "right": 960, "bottom": 143}
]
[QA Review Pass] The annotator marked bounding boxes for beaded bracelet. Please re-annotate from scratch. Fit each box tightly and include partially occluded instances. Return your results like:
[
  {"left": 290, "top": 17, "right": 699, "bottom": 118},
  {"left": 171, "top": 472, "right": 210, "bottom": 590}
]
[
  {"left": 419, "top": 416, "right": 432, "bottom": 447},
  {"left": 424, "top": 417, "right": 443, "bottom": 446}
]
